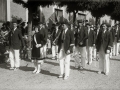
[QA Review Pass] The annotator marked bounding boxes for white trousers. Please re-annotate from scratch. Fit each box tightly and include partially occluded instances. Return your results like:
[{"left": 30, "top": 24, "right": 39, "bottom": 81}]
[
  {"left": 58, "top": 44, "right": 71, "bottom": 77},
  {"left": 86, "top": 46, "right": 93, "bottom": 64},
  {"left": 74, "top": 46, "right": 86, "bottom": 68},
  {"left": 40, "top": 47, "right": 44, "bottom": 59},
  {"left": 98, "top": 45, "right": 110, "bottom": 73},
  {"left": 93, "top": 47, "right": 97, "bottom": 60},
  {"left": 52, "top": 45, "right": 58, "bottom": 57},
  {"left": 9, "top": 48, "right": 20, "bottom": 68},
  {"left": 43, "top": 44, "right": 47, "bottom": 58},
  {"left": 113, "top": 37, "right": 120, "bottom": 56}
]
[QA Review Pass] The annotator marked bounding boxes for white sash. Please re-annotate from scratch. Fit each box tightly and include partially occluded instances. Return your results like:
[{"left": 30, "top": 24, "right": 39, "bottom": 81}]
[{"left": 34, "top": 34, "right": 37, "bottom": 45}]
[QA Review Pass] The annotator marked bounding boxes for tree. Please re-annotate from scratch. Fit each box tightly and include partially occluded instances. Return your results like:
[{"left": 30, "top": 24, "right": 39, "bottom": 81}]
[
  {"left": 110, "top": 2, "right": 120, "bottom": 21},
  {"left": 58, "top": 1, "right": 91, "bottom": 23},
  {"left": 13, "top": 0, "right": 54, "bottom": 59}
]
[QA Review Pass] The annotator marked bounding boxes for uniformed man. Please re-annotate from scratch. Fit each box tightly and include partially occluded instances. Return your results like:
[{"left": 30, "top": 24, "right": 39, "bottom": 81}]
[
  {"left": 51, "top": 23, "right": 61, "bottom": 60},
  {"left": 96, "top": 23, "right": 112, "bottom": 75},
  {"left": 58, "top": 22, "right": 74, "bottom": 80},
  {"left": 74, "top": 20, "right": 88, "bottom": 69},
  {"left": 38, "top": 22, "right": 47, "bottom": 61},
  {"left": 86, "top": 23, "right": 95, "bottom": 65},
  {"left": 8, "top": 20, "right": 25, "bottom": 70},
  {"left": 112, "top": 23, "right": 120, "bottom": 56}
]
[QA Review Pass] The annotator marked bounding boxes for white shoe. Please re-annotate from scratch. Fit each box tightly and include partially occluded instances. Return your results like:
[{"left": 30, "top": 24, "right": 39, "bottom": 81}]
[
  {"left": 14, "top": 67, "right": 19, "bottom": 71},
  {"left": 104, "top": 72, "right": 109, "bottom": 75},
  {"left": 35, "top": 70, "right": 41, "bottom": 74},
  {"left": 9, "top": 67, "right": 14, "bottom": 70},
  {"left": 52, "top": 57, "right": 56, "bottom": 60},
  {"left": 58, "top": 74, "right": 64, "bottom": 78},
  {"left": 33, "top": 69, "right": 37, "bottom": 73},
  {"left": 64, "top": 76, "right": 69, "bottom": 80}
]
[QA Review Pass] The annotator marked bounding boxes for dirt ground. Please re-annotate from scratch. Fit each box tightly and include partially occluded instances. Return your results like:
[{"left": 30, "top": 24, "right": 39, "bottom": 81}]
[{"left": 0, "top": 55, "right": 120, "bottom": 90}]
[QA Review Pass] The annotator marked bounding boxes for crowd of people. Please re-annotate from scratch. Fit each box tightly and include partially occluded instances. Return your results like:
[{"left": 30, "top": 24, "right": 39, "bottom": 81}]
[{"left": 0, "top": 19, "right": 120, "bottom": 80}]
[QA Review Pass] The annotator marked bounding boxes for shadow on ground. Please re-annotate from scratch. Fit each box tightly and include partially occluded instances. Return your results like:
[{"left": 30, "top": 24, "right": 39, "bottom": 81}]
[
  {"left": 19, "top": 66, "right": 58, "bottom": 77},
  {"left": 41, "top": 70, "right": 58, "bottom": 77},
  {"left": 110, "top": 58, "right": 120, "bottom": 61},
  {"left": 0, "top": 63, "right": 10, "bottom": 70}
]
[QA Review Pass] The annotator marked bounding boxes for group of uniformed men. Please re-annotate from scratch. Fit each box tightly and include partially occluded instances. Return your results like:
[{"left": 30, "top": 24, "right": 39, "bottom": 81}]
[
  {"left": 50, "top": 20, "right": 120, "bottom": 80},
  {"left": 0, "top": 19, "right": 120, "bottom": 80}
]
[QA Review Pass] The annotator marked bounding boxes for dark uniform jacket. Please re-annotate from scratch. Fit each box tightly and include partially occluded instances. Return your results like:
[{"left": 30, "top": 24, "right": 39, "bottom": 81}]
[
  {"left": 75, "top": 26, "right": 88, "bottom": 47},
  {"left": 111, "top": 27, "right": 120, "bottom": 42},
  {"left": 58, "top": 28, "right": 74, "bottom": 54},
  {"left": 87, "top": 30, "right": 95, "bottom": 46},
  {"left": 96, "top": 30, "right": 113, "bottom": 53},
  {"left": 8, "top": 28, "right": 25, "bottom": 49}
]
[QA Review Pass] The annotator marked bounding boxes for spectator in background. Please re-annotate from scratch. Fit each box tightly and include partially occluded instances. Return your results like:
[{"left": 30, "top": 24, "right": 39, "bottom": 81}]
[
  {"left": 74, "top": 20, "right": 88, "bottom": 69},
  {"left": 86, "top": 23, "right": 95, "bottom": 65}
]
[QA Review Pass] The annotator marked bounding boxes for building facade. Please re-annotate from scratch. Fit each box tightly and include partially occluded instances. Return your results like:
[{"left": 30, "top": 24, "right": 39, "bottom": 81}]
[{"left": 0, "top": 0, "right": 115, "bottom": 27}]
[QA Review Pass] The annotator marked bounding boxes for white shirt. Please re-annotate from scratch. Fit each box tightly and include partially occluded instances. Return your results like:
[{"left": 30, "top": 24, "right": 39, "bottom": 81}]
[
  {"left": 64, "top": 28, "right": 68, "bottom": 34},
  {"left": 14, "top": 27, "right": 17, "bottom": 31}
]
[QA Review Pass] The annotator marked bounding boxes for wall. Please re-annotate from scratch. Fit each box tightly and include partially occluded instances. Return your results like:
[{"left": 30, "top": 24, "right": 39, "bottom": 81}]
[{"left": 10, "top": 0, "right": 26, "bottom": 21}]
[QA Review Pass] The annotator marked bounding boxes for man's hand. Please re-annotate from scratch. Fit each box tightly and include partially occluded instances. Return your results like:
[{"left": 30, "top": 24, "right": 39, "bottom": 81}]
[
  {"left": 36, "top": 44, "right": 41, "bottom": 48},
  {"left": 66, "top": 50, "right": 70, "bottom": 54},
  {"left": 106, "top": 49, "right": 110, "bottom": 54},
  {"left": 79, "top": 42, "right": 83, "bottom": 45}
]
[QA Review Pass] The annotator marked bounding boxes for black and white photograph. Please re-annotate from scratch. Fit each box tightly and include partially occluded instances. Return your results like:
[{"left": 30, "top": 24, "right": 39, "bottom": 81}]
[{"left": 0, "top": 0, "right": 120, "bottom": 89}]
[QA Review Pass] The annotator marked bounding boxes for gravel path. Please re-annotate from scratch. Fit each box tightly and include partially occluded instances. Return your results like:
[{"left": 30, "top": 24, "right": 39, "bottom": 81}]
[{"left": 0, "top": 55, "right": 120, "bottom": 90}]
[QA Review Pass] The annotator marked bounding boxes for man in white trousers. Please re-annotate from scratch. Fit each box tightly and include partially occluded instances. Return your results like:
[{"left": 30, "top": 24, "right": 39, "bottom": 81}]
[
  {"left": 8, "top": 20, "right": 25, "bottom": 71},
  {"left": 112, "top": 24, "right": 120, "bottom": 56},
  {"left": 86, "top": 24, "right": 95, "bottom": 65},
  {"left": 96, "top": 23, "right": 112, "bottom": 75},
  {"left": 58, "top": 22, "right": 74, "bottom": 80},
  {"left": 74, "top": 20, "right": 88, "bottom": 69},
  {"left": 94, "top": 24, "right": 101, "bottom": 61},
  {"left": 51, "top": 23, "right": 61, "bottom": 60}
]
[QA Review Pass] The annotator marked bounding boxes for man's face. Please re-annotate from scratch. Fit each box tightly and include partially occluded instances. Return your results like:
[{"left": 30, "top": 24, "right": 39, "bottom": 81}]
[
  {"left": 62, "top": 24, "right": 67, "bottom": 30},
  {"left": 108, "top": 27, "right": 111, "bottom": 31},
  {"left": 97, "top": 25, "right": 100, "bottom": 29},
  {"left": 35, "top": 27, "right": 38, "bottom": 32},
  {"left": 13, "top": 23, "right": 17, "bottom": 28},
  {"left": 86, "top": 25, "right": 90, "bottom": 29},
  {"left": 102, "top": 24, "right": 107, "bottom": 30},
  {"left": 78, "top": 23, "right": 82, "bottom": 27},
  {"left": 39, "top": 24, "right": 42, "bottom": 28}
]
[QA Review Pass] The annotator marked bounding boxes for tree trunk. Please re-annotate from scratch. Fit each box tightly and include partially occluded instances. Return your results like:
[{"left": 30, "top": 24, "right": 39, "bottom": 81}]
[
  {"left": 27, "top": 7, "right": 33, "bottom": 60},
  {"left": 95, "top": 17, "right": 99, "bottom": 25},
  {"left": 73, "top": 11, "right": 76, "bottom": 24}
]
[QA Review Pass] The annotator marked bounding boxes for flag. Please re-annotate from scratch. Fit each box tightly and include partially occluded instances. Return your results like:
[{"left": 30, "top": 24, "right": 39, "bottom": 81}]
[{"left": 49, "top": 12, "right": 56, "bottom": 24}]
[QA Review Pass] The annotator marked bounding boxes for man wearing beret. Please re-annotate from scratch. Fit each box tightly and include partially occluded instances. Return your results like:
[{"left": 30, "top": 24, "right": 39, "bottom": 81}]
[
  {"left": 96, "top": 23, "right": 112, "bottom": 75},
  {"left": 74, "top": 20, "right": 88, "bottom": 69},
  {"left": 8, "top": 20, "right": 25, "bottom": 71},
  {"left": 57, "top": 22, "right": 74, "bottom": 80}
]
